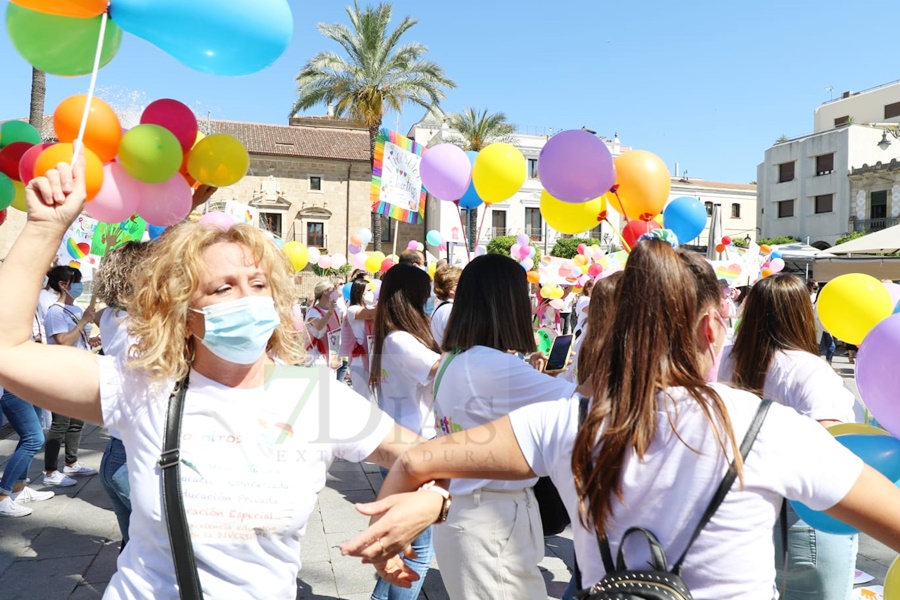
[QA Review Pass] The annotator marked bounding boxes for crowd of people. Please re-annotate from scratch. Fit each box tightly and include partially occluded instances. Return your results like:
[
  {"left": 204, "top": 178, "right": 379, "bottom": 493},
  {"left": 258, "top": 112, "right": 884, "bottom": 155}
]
[{"left": 1, "top": 162, "right": 900, "bottom": 600}]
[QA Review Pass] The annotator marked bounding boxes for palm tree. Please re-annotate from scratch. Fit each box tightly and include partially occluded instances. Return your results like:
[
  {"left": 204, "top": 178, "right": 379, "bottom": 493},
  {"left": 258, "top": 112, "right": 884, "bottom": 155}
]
[
  {"left": 29, "top": 68, "right": 45, "bottom": 133},
  {"left": 292, "top": 2, "right": 455, "bottom": 251},
  {"left": 446, "top": 108, "right": 516, "bottom": 250}
]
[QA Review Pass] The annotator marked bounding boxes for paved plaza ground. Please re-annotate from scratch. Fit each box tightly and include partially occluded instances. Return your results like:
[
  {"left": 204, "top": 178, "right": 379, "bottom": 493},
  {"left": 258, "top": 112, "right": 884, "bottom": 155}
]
[{"left": 0, "top": 353, "right": 894, "bottom": 599}]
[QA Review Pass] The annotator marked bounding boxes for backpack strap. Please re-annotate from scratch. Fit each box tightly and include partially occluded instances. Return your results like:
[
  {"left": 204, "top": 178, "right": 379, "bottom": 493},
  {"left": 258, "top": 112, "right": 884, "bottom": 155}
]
[{"left": 671, "top": 398, "right": 772, "bottom": 573}]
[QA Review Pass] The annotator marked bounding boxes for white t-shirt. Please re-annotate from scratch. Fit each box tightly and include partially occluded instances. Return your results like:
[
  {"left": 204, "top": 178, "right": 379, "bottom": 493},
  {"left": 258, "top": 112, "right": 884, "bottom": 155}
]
[
  {"left": 434, "top": 346, "right": 575, "bottom": 495},
  {"left": 574, "top": 296, "right": 590, "bottom": 332},
  {"left": 560, "top": 292, "right": 575, "bottom": 314},
  {"left": 347, "top": 305, "right": 369, "bottom": 345},
  {"left": 719, "top": 348, "right": 856, "bottom": 423},
  {"left": 44, "top": 302, "right": 88, "bottom": 350},
  {"left": 377, "top": 331, "right": 439, "bottom": 438},
  {"left": 98, "top": 309, "right": 132, "bottom": 440},
  {"left": 99, "top": 358, "right": 393, "bottom": 600},
  {"left": 33, "top": 288, "right": 59, "bottom": 342},
  {"left": 509, "top": 384, "right": 864, "bottom": 599},
  {"left": 429, "top": 300, "right": 453, "bottom": 348}
]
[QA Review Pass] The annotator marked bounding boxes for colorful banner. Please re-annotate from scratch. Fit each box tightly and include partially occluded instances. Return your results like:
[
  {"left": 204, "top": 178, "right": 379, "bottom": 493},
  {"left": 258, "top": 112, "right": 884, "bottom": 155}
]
[
  {"left": 90, "top": 215, "right": 147, "bottom": 257},
  {"left": 57, "top": 214, "right": 101, "bottom": 281},
  {"left": 371, "top": 129, "right": 426, "bottom": 224},
  {"left": 225, "top": 200, "right": 259, "bottom": 226}
]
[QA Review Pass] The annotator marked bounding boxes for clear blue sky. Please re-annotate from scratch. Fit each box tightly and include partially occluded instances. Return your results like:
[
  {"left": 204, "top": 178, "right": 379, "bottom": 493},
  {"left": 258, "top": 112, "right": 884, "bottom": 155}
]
[{"left": 1, "top": 0, "right": 898, "bottom": 184}]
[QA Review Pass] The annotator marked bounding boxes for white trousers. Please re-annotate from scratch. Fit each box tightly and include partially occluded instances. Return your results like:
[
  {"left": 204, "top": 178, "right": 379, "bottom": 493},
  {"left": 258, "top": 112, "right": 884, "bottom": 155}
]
[{"left": 432, "top": 486, "right": 546, "bottom": 600}]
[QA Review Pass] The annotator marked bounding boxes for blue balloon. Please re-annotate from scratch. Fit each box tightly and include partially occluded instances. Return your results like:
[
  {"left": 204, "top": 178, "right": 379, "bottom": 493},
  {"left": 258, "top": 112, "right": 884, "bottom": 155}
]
[
  {"left": 770, "top": 251, "right": 783, "bottom": 259},
  {"left": 662, "top": 197, "right": 707, "bottom": 245},
  {"left": 894, "top": 299, "right": 900, "bottom": 315},
  {"left": 109, "top": 0, "right": 293, "bottom": 76},
  {"left": 458, "top": 151, "right": 484, "bottom": 210},
  {"left": 791, "top": 433, "right": 900, "bottom": 534},
  {"left": 148, "top": 224, "right": 168, "bottom": 240},
  {"left": 342, "top": 282, "right": 353, "bottom": 302}
]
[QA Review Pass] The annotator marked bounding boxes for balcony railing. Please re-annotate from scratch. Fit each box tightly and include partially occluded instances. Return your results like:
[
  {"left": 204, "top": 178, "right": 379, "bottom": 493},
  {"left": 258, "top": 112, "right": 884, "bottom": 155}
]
[
  {"left": 525, "top": 226, "right": 542, "bottom": 242},
  {"left": 850, "top": 216, "right": 900, "bottom": 233}
]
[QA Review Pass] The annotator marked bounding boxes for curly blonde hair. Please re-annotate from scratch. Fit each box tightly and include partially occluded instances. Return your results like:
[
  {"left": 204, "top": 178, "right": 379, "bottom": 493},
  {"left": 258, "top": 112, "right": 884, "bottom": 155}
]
[
  {"left": 126, "top": 223, "right": 304, "bottom": 381},
  {"left": 93, "top": 241, "right": 152, "bottom": 310}
]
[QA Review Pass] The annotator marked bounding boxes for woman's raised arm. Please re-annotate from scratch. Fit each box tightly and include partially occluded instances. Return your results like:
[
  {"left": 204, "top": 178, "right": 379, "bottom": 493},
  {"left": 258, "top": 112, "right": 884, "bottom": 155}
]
[{"left": 0, "top": 162, "right": 101, "bottom": 423}]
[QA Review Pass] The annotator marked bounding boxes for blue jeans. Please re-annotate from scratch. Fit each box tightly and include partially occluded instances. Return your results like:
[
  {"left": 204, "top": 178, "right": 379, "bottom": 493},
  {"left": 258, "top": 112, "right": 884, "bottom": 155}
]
[
  {"left": 100, "top": 437, "right": 131, "bottom": 545},
  {"left": 820, "top": 332, "right": 836, "bottom": 363},
  {"left": 371, "top": 468, "right": 434, "bottom": 600},
  {"left": 336, "top": 359, "right": 349, "bottom": 383},
  {"left": 774, "top": 507, "right": 858, "bottom": 600},
  {"left": 0, "top": 389, "right": 45, "bottom": 495}
]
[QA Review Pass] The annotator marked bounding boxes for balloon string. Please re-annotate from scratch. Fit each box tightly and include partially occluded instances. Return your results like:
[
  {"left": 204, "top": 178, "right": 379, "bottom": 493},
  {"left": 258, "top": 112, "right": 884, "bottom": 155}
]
[
  {"left": 71, "top": 11, "right": 109, "bottom": 168},
  {"left": 603, "top": 218, "right": 631, "bottom": 253},
  {"left": 612, "top": 189, "right": 632, "bottom": 224},
  {"left": 455, "top": 203, "right": 471, "bottom": 262}
]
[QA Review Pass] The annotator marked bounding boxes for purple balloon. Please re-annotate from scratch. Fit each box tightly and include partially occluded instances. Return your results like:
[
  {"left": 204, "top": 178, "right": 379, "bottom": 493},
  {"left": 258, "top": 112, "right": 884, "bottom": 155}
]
[
  {"left": 857, "top": 313, "right": 900, "bottom": 437},
  {"left": 420, "top": 144, "right": 472, "bottom": 201},
  {"left": 538, "top": 129, "right": 616, "bottom": 203}
]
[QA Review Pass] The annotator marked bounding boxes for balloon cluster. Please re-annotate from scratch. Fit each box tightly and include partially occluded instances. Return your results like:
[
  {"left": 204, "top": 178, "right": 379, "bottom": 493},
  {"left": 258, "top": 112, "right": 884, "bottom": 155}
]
[
  {"left": 347, "top": 227, "right": 373, "bottom": 255},
  {"left": 6, "top": 0, "right": 293, "bottom": 77},
  {"left": 791, "top": 275, "right": 900, "bottom": 535},
  {"left": 509, "top": 233, "right": 537, "bottom": 271},
  {"left": 419, "top": 143, "right": 526, "bottom": 207}
]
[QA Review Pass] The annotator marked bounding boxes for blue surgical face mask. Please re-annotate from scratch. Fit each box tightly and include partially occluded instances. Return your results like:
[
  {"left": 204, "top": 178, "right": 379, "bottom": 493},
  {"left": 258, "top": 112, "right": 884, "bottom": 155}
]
[
  {"left": 67, "top": 282, "right": 84, "bottom": 300},
  {"left": 191, "top": 296, "right": 280, "bottom": 365}
]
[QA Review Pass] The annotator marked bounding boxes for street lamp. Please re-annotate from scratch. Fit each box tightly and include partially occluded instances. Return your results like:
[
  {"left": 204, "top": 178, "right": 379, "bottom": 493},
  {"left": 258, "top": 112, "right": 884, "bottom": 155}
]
[
  {"left": 602, "top": 233, "right": 612, "bottom": 249},
  {"left": 877, "top": 128, "right": 900, "bottom": 150}
]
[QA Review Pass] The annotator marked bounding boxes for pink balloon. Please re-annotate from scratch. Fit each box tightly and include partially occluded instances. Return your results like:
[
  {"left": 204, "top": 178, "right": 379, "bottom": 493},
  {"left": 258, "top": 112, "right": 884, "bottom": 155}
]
[
  {"left": 198, "top": 211, "right": 236, "bottom": 231},
  {"left": 407, "top": 240, "right": 419, "bottom": 251},
  {"left": 317, "top": 255, "right": 332, "bottom": 270},
  {"left": 420, "top": 143, "right": 472, "bottom": 201},
  {"left": 136, "top": 174, "right": 193, "bottom": 226},
  {"left": 380, "top": 258, "right": 394, "bottom": 274},
  {"left": 141, "top": 99, "right": 199, "bottom": 153},
  {"left": 351, "top": 251, "right": 368, "bottom": 271},
  {"left": 884, "top": 282, "right": 900, "bottom": 309},
  {"left": 84, "top": 162, "right": 141, "bottom": 223},
  {"left": 18, "top": 143, "right": 54, "bottom": 184}
]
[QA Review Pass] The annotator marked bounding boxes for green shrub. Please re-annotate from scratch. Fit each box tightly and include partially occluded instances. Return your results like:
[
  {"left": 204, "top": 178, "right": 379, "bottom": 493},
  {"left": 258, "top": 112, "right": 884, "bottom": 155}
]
[
  {"left": 550, "top": 237, "right": 602, "bottom": 259},
  {"left": 486, "top": 235, "right": 541, "bottom": 269},
  {"left": 757, "top": 236, "right": 800, "bottom": 246},
  {"left": 835, "top": 231, "right": 866, "bottom": 246}
]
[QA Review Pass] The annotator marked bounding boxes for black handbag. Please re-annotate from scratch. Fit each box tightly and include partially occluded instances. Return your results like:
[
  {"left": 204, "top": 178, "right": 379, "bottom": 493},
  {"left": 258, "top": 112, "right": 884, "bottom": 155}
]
[
  {"left": 533, "top": 475, "right": 571, "bottom": 536},
  {"left": 159, "top": 375, "right": 204, "bottom": 599},
  {"left": 575, "top": 399, "right": 772, "bottom": 600}
]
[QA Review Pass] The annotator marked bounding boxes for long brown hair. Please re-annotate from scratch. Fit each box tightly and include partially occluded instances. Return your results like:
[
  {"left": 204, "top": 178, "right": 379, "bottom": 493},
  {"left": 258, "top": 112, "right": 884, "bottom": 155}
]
[
  {"left": 441, "top": 254, "right": 535, "bottom": 354},
  {"left": 576, "top": 272, "right": 623, "bottom": 385},
  {"left": 571, "top": 239, "right": 741, "bottom": 537},
  {"left": 729, "top": 274, "right": 818, "bottom": 395},
  {"left": 369, "top": 264, "right": 438, "bottom": 388}
]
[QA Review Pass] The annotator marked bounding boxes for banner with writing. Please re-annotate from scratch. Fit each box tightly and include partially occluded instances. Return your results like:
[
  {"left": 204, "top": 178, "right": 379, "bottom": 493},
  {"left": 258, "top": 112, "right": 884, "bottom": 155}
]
[{"left": 371, "top": 129, "right": 426, "bottom": 224}]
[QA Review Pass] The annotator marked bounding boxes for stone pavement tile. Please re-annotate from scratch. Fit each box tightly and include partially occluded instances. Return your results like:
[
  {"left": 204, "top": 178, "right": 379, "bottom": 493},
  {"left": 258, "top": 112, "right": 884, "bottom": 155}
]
[
  {"left": 297, "top": 561, "right": 340, "bottom": 599},
  {"left": 301, "top": 516, "right": 333, "bottom": 565},
  {"left": 331, "top": 550, "right": 380, "bottom": 597},
  {"left": 327, "top": 467, "right": 378, "bottom": 493},
  {"left": 68, "top": 581, "right": 107, "bottom": 600},
  {"left": 0, "top": 555, "right": 93, "bottom": 598},
  {"left": 544, "top": 530, "right": 575, "bottom": 567},
  {"left": 420, "top": 567, "right": 448, "bottom": 600},
  {"left": 540, "top": 554, "right": 573, "bottom": 599},
  {"left": 319, "top": 488, "right": 377, "bottom": 535},
  {"left": 82, "top": 539, "right": 121, "bottom": 584},
  {"left": 361, "top": 461, "right": 381, "bottom": 474}
]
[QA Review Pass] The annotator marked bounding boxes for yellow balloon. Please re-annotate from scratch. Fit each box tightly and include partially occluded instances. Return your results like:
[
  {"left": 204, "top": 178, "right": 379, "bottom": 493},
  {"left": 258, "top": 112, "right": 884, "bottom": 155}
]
[
  {"left": 828, "top": 422, "right": 892, "bottom": 437},
  {"left": 539, "top": 190, "right": 606, "bottom": 235},
  {"left": 282, "top": 241, "right": 309, "bottom": 272},
  {"left": 885, "top": 554, "right": 900, "bottom": 600},
  {"left": 365, "top": 254, "right": 382, "bottom": 274},
  {"left": 187, "top": 133, "right": 249, "bottom": 187},
  {"left": 428, "top": 263, "right": 436, "bottom": 279},
  {"left": 817, "top": 273, "right": 893, "bottom": 345},
  {"left": 10, "top": 181, "right": 27, "bottom": 211},
  {"left": 653, "top": 214, "right": 665, "bottom": 227},
  {"left": 472, "top": 143, "right": 526, "bottom": 204}
]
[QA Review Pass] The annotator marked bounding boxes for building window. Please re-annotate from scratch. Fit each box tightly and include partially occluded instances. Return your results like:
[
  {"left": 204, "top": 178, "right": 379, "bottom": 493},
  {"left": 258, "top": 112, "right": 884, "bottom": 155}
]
[
  {"left": 815, "top": 153, "right": 834, "bottom": 176},
  {"left": 731, "top": 203, "right": 741, "bottom": 219},
  {"left": 525, "top": 207, "right": 542, "bottom": 241},
  {"left": 834, "top": 115, "right": 850, "bottom": 128},
  {"left": 259, "top": 212, "right": 283, "bottom": 238},
  {"left": 380, "top": 215, "right": 392, "bottom": 243},
  {"left": 777, "top": 200, "right": 794, "bottom": 218},
  {"left": 307, "top": 222, "right": 325, "bottom": 247},
  {"left": 589, "top": 224, "right": 602, "bottom": 239},
  {"left": 309, "top": 175, "right": 322, "bottom": 191},
  {"left": 814, "top": 194, "right": 833, "bottom": 214},
  {"left": 704, "top": 201, "right": 713, "bottom": 216},
  {"left": 871, "top": 190, "right": 888, "bottom": 220},
  {"left": 778, "top": 162, "right": 795, "bottom": 183},
  {"left": 527, "top": 158, "right": 539, "bottom": 179},
  {"left": 886, "top": 102, "right": 900, "bottom": 120},
  {"left": 491, "top": 210, "right": 507, "bottom": 238}
]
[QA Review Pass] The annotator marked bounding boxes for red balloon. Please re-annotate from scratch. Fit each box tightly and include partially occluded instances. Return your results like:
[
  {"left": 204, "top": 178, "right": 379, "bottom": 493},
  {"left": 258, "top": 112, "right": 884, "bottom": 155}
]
[
  {"left": 721, "top": 236, "right": 732, "bottom": 246},
  {"left": 622, "top": 219, "right": 661, "bottom": 249},
  {"left": 0, "top": 142, "right": 33, "bottom": 180},
  {"left": 141, "top": 99, "right": 198, "bottom": 153},
  {"left": 18, "top": 142, "right": 53, "bottom": 184},
  {"left": 380, "top": 258, "right": 395, "bottom": 274},
  {"left": 0, "top": 209, "right": 6, "bottom": 227}
]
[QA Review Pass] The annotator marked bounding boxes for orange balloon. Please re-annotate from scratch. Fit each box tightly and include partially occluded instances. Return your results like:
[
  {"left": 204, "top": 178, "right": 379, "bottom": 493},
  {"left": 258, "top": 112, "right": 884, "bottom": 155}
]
[
  {"left": 610, "top": 150, "right": 671, "bottom": 221},
  {"left": 526, "top": 270, "right": 540, "bottom": 284},
  {"left": 34, "top": 143, "right": 104, "bottom": 200},
  {"left": 760, "top": 244, "right": 772, "bottom": 254},
  {"left": 10, "top": 0, "right": 106, "bottom": 18},
  {"left": 54, "top": 95, "right": 122, "bottom": 163},
  {"left": 761, "top": 268, "right": 773, "bottom": 278}
]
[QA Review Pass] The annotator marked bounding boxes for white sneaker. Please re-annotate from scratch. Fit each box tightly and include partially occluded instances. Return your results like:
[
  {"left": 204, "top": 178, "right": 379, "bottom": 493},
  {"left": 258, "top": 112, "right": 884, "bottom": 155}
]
[
  {"left": 63, "top": 462, "right": 97, "bottom": 476},
  {"left": 0, "top": 497, "right": 33, "bottom": 517},
  {"left": 43, "top": 471, "right": 77, "bottom": 487},
  {"left": 11, "top": 486, "right": 55, "bottom": 503}
]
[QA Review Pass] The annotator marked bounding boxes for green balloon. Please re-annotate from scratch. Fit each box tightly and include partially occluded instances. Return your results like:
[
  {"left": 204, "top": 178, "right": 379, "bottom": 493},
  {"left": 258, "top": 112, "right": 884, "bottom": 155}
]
[
  {"left": 0, "top": 120, "right": 41, "bottom": 148},
  {"left": 118, "top": 124, "right": 184, "bottom": 184},
  {"left": 0, "top": 173, "right": 14, "bottom": 211},
  {"left": 6, "top": 4, "right": 122, "bottom": 77}
]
